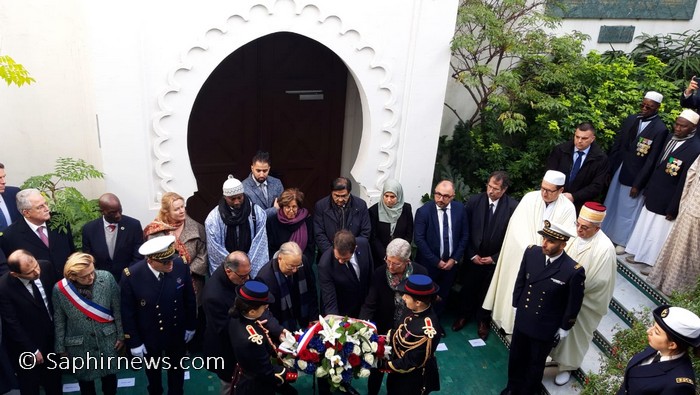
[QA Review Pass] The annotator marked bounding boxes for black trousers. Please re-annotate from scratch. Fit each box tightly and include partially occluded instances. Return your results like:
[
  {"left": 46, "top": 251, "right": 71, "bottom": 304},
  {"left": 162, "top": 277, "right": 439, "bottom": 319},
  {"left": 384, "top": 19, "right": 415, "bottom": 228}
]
[
  {"left": 78, "top": 374, "right": 118, "bottom": 395},
  {"left": 426, "top": 265, "right": 458, "bottom": 316},
  {"left": 504, "top": 328, "right": 553, "bottom": 395},
  {"left": 457, "top": 262, "right": 496, "bottom": 323},
  {"left": 145, "top": 343, "right": 186, "bottom": 395}
]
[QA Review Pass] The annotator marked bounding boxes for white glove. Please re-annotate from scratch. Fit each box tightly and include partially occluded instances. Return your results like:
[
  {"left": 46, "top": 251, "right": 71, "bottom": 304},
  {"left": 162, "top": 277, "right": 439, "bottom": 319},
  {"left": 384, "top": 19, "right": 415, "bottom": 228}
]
[
  {"left": 513, "top": 307, "right": 517, "bottom": 316},
  {"left": 556, "top": 328, "right": 569, "bottom": 339},
  {"left": 184, "top": 330, "right": 196, "bottom": 343},
  {"left": 131, "top": 344, "right": 147, "bottom": 358}
]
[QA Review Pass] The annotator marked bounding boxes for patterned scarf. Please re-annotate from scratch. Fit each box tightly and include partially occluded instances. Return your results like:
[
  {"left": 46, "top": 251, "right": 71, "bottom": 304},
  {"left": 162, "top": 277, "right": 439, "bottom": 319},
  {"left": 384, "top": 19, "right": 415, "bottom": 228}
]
[
  {"left": 272, "top": 253, "right": 309, "bottom": 330},
  {"left": 385, "top": 262, "right": 415, "bottom": 325},
  {"left": 143, "top": 220, "right": 192, "bottom": 263}
]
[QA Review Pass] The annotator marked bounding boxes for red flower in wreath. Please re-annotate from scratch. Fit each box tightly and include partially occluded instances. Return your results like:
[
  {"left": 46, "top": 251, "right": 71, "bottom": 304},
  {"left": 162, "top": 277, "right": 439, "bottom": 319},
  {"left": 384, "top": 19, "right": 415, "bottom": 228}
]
[{"left": 348, "top": 354, "right": 361, "bottom": 367}]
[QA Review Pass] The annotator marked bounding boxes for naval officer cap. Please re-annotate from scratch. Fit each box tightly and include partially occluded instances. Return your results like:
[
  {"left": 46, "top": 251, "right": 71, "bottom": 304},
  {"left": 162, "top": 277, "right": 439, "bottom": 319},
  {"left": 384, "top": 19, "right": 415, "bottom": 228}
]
[
  {"left": 139, "top": 235, "right": 177, "bottom": 261},
  {"left": 538, "top": 220, "right": 576, "bottom": 242},
  {"left": 542, "top": 170, "right": 566, "bottom": 187},
  {"left": 653, "top": 305, "right": 700, "bottom": 348}
]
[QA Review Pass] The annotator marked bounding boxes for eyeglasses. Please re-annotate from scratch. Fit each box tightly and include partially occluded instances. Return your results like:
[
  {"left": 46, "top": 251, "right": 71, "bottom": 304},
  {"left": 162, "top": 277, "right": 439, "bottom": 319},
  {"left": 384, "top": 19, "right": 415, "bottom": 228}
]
[
  {"left": 540, "top": 186, "right": 560, "bottom": 194},
  {"left": 433, "top": 191, "right": 454, "bottom": 200},
  {"left": 384, "top": 257, "right": 407, "bottom": 267},
  {"left": 233, "top": 270, "right": 251, "bottom": 281},
  {"left": 575, "top": 221, "right": 598, "bottom": 231},
  {"left": 282, "top": 205, "right": 299, "bottom": 212}
]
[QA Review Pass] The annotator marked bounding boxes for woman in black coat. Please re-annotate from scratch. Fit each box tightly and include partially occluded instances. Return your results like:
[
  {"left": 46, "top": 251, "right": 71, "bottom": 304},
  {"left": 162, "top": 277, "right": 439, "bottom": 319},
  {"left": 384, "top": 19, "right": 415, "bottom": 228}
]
[
  {"left": 266, "top": 188, "right": 315, "bottom": 263},
  {"left": 368, "top": 179, "right": 413, "bottom": 265},
  {"left": 617, "top": 304, "right": 700, "bottom": 395}
]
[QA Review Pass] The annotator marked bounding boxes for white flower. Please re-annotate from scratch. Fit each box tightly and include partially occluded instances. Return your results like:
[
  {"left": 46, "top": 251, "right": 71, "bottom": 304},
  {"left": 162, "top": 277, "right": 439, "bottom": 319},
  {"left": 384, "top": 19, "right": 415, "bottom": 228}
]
[
  {"left": 371, "top": 342, "right": 378, "bottom": 353},
  {"left": 331, "top": 374, "right": 342, "bottom": 384},
  {"left": 318, "top": 315, "right": 342, "bottom": 345},
  {"left": 362, "top": 342, "right": 371, "bottom": 353},
  {"left": 325, "top": 348, "right": 336, "bottom": 359},
  {"left": 358, "top": 368, "right": 371, "bottom": 378},
  {"left": 364, "top": 353, "right": 375, "bottom": 365},
  {"left": 328, "top": 354, "right": 343, "bottom": 367},
  {"left": 297, "top": 360, "right": 308, "bottom": 370},
  {"left": 335, "top": 366, "right": 344, "bottom": 375},
  {"left": 352, "top": 345, "right": 361, "bottom": 355},
  {"left": 316, "top": 366, "right": 328, "bottom": 377}
]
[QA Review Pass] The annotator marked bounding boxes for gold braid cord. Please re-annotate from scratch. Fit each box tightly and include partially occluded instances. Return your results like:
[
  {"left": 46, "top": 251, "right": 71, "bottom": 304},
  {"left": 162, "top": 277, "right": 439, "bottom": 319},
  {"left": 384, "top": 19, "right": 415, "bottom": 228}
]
[
  {"left": 387, "top": 317, "right": 433, "bottom": 373},
  {"left": 256, "top": 320, "right": 288, "bottom": 385}
]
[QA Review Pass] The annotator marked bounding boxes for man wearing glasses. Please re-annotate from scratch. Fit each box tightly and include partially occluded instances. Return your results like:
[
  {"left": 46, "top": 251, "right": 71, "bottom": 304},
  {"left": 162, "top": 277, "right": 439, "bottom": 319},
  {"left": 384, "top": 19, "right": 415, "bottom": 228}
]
[
  {"left": 256, "top": 241, "right": 318, "bottom": 331},
  {"left": 483, "top": 170, "right": 576, "bottom": 335},
  {"left": 202, "top": 250, "right": 286, "bottom": 395},
  {"left": 120, "top": 235, "right": 196, "bottom": 395},
  {"left": 313, "top": 177, "right": 371, "bottom": 254},
  {"left": 414, "top": 180, "right": 469, "bottom": 318}
]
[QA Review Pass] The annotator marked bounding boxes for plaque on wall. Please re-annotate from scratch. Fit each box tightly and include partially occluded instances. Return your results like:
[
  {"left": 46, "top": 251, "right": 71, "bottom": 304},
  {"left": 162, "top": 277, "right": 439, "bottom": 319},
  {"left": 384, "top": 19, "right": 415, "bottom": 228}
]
[
  {"left": 548, "top": 0, "right": 697, "bottom": 20},
  {"left": 598, "top": 26, "right": 636, "bottom": 43}
]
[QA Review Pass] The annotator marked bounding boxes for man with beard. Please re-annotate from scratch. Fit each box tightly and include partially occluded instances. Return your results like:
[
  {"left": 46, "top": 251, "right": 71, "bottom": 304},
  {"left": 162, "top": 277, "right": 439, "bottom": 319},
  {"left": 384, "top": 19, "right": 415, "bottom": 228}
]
[
  {"left": 313, "top": 177, "right": 371, "bottom": 254},
  {"left": 241, "top": 151, "right": 284, "bottom": 218},
  {"left": 206, "top": 175, "right": 268, "bottom": 276}
]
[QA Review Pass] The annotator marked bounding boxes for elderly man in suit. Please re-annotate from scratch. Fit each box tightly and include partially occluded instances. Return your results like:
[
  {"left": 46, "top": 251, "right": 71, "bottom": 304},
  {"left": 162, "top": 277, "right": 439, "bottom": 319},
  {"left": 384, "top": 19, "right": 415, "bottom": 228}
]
[
  {"left": 120, "top": 236, "right": 196, "bottom": 395},
  {"left": 82, "top": 193, "right": 143, "bottom": 280},
  {"left": 414, "top": 179, "right": 469, "bottom": 317},
  {"left": 0, "top": 188, "right": 76, "bottom": 277},
  {"left": 546, "top": 122, "right": 609, "bottom": 213},
  {"left": 241, "top": 151, "right": 284, "bottom": 218},
  {"left": 318, "top": 230, "right": 372, "bottom": 318},
  {"left": 0, "top": 163, "right": 21, "bottom": 232},
  {"left": 452, "top": 171, "right": 518, "bottom": 340},
  {"left": 256, "top": 241, "right": 318, "bottom": 331},
  {"left": 501, "top": 221, "right": 585, "bottom": 395},
  {"left": 313, "top": 177, "right": 371, "bottom": 254},
  {"left": 0, "top": 249, "right": 61, "bottom": 395}
]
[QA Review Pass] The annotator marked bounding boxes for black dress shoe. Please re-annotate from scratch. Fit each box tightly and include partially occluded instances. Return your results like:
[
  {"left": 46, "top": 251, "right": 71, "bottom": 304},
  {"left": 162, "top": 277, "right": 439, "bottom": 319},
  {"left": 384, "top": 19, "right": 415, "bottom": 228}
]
[
  {"left": 478, "top": 321, "right": 490, "bottom": 340},
  {"left": 451, "top": 317, "right": 467, "bottom": 332}
]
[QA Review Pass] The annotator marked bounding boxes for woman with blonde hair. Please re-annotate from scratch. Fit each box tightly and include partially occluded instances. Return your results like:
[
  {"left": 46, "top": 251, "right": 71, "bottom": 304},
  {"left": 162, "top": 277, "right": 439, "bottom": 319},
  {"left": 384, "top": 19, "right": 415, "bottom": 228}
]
[{"left": 53, "top": 252, "right": 123, "bottom": 395}]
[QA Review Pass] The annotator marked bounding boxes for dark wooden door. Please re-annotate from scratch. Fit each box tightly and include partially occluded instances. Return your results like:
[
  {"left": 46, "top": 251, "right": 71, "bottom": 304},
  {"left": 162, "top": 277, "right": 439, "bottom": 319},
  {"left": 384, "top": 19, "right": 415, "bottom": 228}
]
[{"left": 187, "top": 32, "right": 348, "bottom": 223}]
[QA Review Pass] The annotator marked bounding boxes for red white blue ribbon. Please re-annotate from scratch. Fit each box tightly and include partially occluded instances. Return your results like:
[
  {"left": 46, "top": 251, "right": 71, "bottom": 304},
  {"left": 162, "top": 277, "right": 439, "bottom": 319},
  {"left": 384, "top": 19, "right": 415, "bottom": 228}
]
[{"left": 57, "top": 278, "right": 114, "bottom": 323}]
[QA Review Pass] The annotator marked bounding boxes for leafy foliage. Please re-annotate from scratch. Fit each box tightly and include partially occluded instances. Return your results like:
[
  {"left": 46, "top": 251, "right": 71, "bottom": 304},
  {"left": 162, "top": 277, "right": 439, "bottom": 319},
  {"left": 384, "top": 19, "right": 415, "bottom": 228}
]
[
  {"left": 21, "top": 158, "right": 104, "bottom": 246},
  {"left": 0, "top": 55, "right": 35, "bottom": 87}
]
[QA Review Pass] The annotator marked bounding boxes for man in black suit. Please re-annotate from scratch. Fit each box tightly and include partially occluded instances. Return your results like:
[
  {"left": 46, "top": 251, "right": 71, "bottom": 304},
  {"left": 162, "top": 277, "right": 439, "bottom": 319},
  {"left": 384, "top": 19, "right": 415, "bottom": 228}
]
[
  {"left": 201, "top": 250, "right": 285, "bottom": 395},
  {"left": 0, "top": 249, "right": 61, "bottom": 395},
  {"left": 0, "top": 188, "right": 76, "bottom": 277},
  {"left": 0, "top": 162, "right": 21, "bottom": 232},
  {"left": 603, "top": 92, "right": 669, "bottom": 251},
  {"left": 255, "top": 241, "right": 318, "bottom": 331},
  {"left": 414, "top": 180, "right": 470, "bottom": 316},
  {"left": 82, "top": 193, "right": 144, "bottom": 280},
  {"left": 452, "top": 171, "right": 519, "bottom": 340},
  {"left": 501, "top": 221, "right": 585, "bottom": 395},
  {"left": 313, "top": 177, "right": 371, "bottom": 254},
  {"left": 546, "top": 122, "right": 609, "bottom": 213},
  {"left": 120, "top": 235, "right": 196, "bottom": 395},
  {"left": 318, "top": 230, "right": 372, "bottom": 318}
]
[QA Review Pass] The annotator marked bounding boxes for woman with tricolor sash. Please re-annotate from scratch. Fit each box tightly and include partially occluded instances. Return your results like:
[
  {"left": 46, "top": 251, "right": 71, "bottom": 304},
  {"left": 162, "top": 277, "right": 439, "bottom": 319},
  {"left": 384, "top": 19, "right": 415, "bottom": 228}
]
[{"left": 53, "top": 252, "right": 124, "bottom": 395}]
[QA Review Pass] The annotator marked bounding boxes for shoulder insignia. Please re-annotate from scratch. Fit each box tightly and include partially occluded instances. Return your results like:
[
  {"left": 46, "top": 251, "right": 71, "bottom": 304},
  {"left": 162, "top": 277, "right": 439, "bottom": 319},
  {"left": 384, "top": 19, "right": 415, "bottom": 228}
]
[
  {"left": 123, "top": 268, "right": 131, "bottom": 277},
  {"left": 423, "top": 317, "right": 437, "bottom": 339},
  {"left": 124, "top": 334, "right": 131, "bottom": 339},
  {"left": 676, "top": 377, "right": 694, "bottom": 384},
  {"left": 527, "top": 245, "right": 534, "bottom": 249},
  {"left": 246, "top": 324, "right": 263, "bottom": 345},
  {"left": 574, "top": 263, "right": 582, "bottom": 270}
]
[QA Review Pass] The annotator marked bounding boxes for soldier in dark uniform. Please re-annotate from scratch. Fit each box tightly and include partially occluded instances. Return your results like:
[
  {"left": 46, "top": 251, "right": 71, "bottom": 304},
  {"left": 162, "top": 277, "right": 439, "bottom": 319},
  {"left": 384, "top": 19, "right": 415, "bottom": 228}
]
[
  {"left": 120, "top": 235, "right": 196, "bottom": 395},
  {"left": 228, "top": 280, "right": 298, "bottom": 395},
  {"left": 378, "top": 274, "right": 442, "bottom": 395},
  {"left": 617, "top": 304, "right": 700, "bottom": 395},
  {"left": 501, "top": 220, "right": 585, "bottom": 395}
]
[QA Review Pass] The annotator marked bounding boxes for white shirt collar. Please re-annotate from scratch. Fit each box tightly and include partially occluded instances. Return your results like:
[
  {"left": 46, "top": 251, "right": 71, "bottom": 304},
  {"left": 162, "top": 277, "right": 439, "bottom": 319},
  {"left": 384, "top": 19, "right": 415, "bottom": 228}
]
[
  {"left": 24, "top": 218, "right": 47, "bottom": 233},
  {"left": 146, "top": 261, "right": 163, "bottom": 279}
]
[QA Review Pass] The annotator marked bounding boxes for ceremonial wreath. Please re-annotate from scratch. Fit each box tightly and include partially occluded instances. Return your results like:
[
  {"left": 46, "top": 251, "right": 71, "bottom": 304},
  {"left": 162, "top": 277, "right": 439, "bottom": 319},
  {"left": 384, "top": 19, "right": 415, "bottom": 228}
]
[{"left": 278, "top": 315, "right": 391, "bottom": 392}]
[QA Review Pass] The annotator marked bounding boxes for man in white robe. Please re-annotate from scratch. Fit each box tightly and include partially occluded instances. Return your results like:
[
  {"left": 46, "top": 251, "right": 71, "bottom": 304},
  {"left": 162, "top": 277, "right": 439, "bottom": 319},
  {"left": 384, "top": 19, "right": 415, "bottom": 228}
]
[
  {"left": 482, "top": 170, "right": 576, "bottom": 334},
  {"left": 550, "top": 202, "right": 616, "bottom": 386}
]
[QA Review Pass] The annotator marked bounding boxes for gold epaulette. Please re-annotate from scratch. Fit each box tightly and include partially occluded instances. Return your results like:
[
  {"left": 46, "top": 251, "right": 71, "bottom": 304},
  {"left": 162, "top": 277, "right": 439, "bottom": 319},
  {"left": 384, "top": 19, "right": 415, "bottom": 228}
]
[
  {"left": 573, "top": 262, "right": 582, "bottom": 270},
  {"left": 423, "top": 317, "right": 437, "bottom": 339},
  {"left": 677, "top": 377, "right": 694, "bottom": 384},
  {"left": 123, "top": 268, "right": 131, "bottom": 277},
  {"left": 245, "top": 325, "right": 263, "bottom": 345}
]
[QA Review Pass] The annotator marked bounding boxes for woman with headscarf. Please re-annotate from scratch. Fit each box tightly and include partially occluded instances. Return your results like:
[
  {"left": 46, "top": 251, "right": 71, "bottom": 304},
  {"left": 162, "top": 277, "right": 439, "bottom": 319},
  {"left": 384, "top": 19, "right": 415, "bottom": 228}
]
[
  {"left": 53, "top": 253, "right": 123, "bottom": 395},
  {"left": 617, "top": 305, "right": 700, "bottom": 394},
  {"left": 266, "top": 188, "right": 315, "bottom": 264},
  {"left": 368, "top": 179, "right": 413, "bottom": 265}
]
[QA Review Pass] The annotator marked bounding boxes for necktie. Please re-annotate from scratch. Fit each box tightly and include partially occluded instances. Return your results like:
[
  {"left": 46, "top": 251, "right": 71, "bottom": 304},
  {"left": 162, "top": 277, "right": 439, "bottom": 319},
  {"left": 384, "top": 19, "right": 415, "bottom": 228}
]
[
  {"left": 37, "top": 226, "right": 49, "bottom": 247},
  {"left": 107, "top": 224, "right": 116, "bottom": 232},
  {"left": 487, "top": 203, "right": 494, "bottom": 225},
  {"left": 347, "top": 262, "right": 359, "bottom": 281},
  {"left": 158, "top": 272, "right": 164, "bottom": 281},
  {"left": 441, "top": 208, "right": 450, "bottom": 261},
  {"left": 260, "top": 183, "right": 268, "bottom": 202},
  {"left": 652, "top": 353, "right": 661, "bottom": 363},
  {"left": 545, "top": 259, "right": 551, "bottom": 267},
  {"left": 0, "top": 208, "right": 7, "bottom": 229},
  {"left": 32, "top": 281, "right": 51, "bottom": 319},
  {"left": 570, "top": 151, "right": 584, "bottom": 182}
]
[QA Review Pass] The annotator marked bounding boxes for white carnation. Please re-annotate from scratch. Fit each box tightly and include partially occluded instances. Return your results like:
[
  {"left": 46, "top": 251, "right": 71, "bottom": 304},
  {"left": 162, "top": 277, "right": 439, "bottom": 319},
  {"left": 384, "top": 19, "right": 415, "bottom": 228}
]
[
  {"left": 353, "top": 345, "right": 361, "bottom": 355},
  {"left": 335, "top": 366, "right": 344, "bottom": 375},
  {"left": 358, "top": 368, "right": 371, "bottom": 378},
  {"left": 371, "top": 342, "right": 378, "bottom": 353},
  {"left": 297, "top": 360, "right": 308, "bottom": 370},
  {"left": 364, "top": 353, "right": 375, "bottom": 365},
  {"left": 331, "top": 374, "right": 342, "bottom": 383},
  {"left": 362, "top": 342, "right": 371, "bottom": 353},
  {"left": 325, "top": 348, "right": 336, "bottom": 359}
]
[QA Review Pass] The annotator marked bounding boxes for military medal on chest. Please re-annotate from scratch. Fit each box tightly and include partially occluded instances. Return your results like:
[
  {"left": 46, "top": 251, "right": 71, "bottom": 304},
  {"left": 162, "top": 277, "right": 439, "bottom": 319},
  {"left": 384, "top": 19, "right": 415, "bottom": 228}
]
[
  {"left": 636, "top": 137, "right": 652, "bottom": 156},
  {"left": 665, "top": 157, "right": 682, "bottom": 176}
]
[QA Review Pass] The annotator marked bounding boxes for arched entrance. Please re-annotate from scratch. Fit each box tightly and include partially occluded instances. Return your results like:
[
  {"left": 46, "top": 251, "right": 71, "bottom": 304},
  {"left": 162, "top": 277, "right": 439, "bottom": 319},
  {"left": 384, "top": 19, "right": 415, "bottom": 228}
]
[{"left": 186, "top": 32, "right": 349, "bottom": 223}]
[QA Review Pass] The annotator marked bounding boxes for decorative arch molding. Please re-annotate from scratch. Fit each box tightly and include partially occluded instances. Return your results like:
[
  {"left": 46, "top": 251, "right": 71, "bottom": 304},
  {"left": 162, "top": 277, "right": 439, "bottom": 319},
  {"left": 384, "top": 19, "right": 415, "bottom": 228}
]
[{"left": 149, "top": 0, "right": 400, "bottom": 208}]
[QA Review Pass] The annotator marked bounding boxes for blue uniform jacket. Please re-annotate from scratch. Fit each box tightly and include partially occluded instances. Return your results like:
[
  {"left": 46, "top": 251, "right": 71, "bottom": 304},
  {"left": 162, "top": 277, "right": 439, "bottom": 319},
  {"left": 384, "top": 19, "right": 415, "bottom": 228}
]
[{"left": 617, "top": 346, "right": 695, "bottom": 395}]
